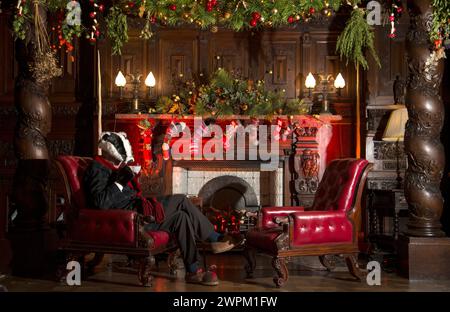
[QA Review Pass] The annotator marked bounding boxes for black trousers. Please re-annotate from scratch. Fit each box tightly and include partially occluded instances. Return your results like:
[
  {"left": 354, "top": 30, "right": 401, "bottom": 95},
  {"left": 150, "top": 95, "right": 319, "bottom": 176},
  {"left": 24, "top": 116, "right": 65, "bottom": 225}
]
[{"left": 145, "top": 194, "right": 214, "bottom": 267}]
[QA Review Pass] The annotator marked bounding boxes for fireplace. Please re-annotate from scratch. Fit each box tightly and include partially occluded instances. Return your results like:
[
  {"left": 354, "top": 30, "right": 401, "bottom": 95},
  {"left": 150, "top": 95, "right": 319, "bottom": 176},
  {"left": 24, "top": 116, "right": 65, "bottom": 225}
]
[
  {"left": 110, "top": 114, "right": 344, "bottom": 218},
  {"left": 172, "top": 162, "right": 284, "bottom": 232}
]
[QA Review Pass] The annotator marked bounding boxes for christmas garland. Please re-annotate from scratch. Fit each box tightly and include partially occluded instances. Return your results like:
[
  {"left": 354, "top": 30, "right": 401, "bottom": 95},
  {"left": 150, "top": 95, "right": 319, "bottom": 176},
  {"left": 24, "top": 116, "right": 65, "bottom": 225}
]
[
  {"left": 9, "top": 1, "right": 450, "bottom": 69},
  {"left": 155, "top": 68, "right": 311, "bottom": 116}
]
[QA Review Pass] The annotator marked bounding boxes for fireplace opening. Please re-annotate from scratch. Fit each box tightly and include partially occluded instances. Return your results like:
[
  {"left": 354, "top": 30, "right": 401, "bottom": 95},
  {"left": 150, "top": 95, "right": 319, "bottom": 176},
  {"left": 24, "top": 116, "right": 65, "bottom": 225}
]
[{"left": 198, "top": 175, "right": 260, "bottom": 233}]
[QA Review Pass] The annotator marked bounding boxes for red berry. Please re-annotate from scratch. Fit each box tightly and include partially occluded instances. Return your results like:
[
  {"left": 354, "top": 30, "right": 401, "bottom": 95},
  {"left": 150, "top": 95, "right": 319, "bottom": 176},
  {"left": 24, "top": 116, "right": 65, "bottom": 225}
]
[
  {"left": 252, "top": 12, "right": 261, "bottom": 20},
  {"left": 397, "top": 7, "right": 403, "bottom": 13},
  {"left": 98, "top": 4, "right": 105, "bottom": 12},
  {"left": 388, "top": 33, "right": 396, "bottom": 38},
  {"left": 250, "top": 19, "right": 257, "bottom": 27},
  {"left": 211, "top": 0, "right": 217, "bottom": 5},
  {"left": 309, "top": 7, "right": 315, "bottom": 14},
  {"left": 95, "top": 30, "right": 100, "bottom": 37},
  {"left": 389, "top": 15, "right": 395, "bottom": 22},
  {"left": 150, "top": 15, "right": 156, "bottom": 24},
  {"left": 169, "top": 4, "right": 177, "bottom": 11},
  {"left": 89, "top": 37, "right": 97, "bottom": 43},
  {"left": 128, "top": 2, "right": 135, "bottom": 8},
  {"left": 287, "top": 16, "right": 295, "bottom": 23},
  {"left": 89, "top": 12, "right": 96, "bottom": 18}
]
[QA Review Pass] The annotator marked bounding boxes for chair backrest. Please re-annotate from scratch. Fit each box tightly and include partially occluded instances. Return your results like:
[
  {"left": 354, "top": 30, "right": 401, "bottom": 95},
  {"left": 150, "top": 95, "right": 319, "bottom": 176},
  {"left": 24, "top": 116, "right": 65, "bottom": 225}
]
[
  {"left": 311, "top": 158, "right": 370, "bottom": 213},
  {"left": 56, "top": 156, "right": 93, "bottom": 211}
]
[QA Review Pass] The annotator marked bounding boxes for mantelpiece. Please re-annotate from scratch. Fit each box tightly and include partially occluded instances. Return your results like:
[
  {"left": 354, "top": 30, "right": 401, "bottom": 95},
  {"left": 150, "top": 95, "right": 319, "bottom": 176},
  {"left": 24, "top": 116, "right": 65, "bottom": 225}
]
[{"left": 106, "top": 113, "right": 343, "bottom": 207}]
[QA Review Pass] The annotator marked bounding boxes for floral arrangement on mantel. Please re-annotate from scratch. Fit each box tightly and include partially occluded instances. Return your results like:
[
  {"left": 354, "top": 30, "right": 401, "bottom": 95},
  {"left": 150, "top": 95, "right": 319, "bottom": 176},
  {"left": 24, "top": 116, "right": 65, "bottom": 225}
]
[{"left": 155, "top": 68, "right": 311, "bottom": 116}]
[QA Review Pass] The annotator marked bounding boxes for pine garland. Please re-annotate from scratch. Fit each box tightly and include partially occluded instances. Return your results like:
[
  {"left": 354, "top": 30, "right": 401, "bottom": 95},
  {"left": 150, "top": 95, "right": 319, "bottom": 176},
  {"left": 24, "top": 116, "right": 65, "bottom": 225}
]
[
  {"left": 156, "top": 68, "right": 310, "bottom": 117},
  {"left": 106, "top": 6, "right": 129, "bottom": 56},
  {"left": 9, "top": 1, "right": 450, "bottom": 68},
  {"left": 336, "top": 7, "right": 380, "bottom": 70}
]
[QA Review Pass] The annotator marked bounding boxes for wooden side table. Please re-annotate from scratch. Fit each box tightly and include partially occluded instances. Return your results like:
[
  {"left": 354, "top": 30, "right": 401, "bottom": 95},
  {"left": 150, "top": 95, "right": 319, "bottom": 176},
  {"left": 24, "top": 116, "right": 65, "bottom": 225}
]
[{"left": 367, "top": 188, "right": 408, "bottom": 245}]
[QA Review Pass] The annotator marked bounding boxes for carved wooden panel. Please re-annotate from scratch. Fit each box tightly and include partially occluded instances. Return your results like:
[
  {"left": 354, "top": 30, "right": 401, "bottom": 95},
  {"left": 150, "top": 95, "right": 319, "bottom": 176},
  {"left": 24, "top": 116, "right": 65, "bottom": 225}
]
[
  {"left": 158, "top": 30, "right": 198, "bottom": 95},
  {"left": 255, "top": 32, "right": 301, "bottom": 99},
  {"left": 208, "top": 31, "right": 249, "bottom": 76},
  {"left": 366, "top": 19, "right": 408, "bottom": 106}
]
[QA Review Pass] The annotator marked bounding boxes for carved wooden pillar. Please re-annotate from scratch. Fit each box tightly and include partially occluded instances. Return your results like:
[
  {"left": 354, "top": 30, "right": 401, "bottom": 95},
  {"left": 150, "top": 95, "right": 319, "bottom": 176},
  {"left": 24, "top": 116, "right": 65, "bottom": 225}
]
[
  {"left": 404, "top": 0, "right": 445, "bottom": 237},
  {"left": 10, "top": 3, "right": 59, "bottom": 276},
  {"left": 292, "top": 120, "right": 321, "bottom": 207}
]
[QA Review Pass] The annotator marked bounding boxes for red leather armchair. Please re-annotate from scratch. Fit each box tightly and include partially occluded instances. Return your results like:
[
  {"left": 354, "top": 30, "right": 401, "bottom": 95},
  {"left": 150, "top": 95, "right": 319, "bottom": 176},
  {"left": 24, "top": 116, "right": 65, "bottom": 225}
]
[
  {"left": 244, "top": 158, "right": 372, "bottom": 287},
  {"left": 54, "top": 156, "right": 178, "bottom": 286}
]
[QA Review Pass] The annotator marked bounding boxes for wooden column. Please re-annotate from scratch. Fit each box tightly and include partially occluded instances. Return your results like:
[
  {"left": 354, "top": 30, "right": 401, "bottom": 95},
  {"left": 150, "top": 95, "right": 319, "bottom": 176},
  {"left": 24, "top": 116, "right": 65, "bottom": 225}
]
[
  {"left": 10, "top": 3, "right": 58, "bottom": 277},
  {"left": 404, "top": 0, "right": 445, "bottom": 237},
  {"left": 398, "top": 0, "right": 450, "bottom": 280}
]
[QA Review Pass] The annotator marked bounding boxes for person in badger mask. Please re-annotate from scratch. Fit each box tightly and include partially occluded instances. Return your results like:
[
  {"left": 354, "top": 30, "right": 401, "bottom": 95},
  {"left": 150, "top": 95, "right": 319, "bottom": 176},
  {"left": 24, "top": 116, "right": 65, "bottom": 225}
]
[{"left": 83, "top": 131, "right": 243, "bottom": 286}]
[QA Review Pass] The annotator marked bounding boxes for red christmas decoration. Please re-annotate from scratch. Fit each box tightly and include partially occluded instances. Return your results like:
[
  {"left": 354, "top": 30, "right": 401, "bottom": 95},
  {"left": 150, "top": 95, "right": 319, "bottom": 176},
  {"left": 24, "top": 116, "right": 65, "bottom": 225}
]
[
  {"left": 150, "top": 15, "right": 156, "bottom": 24},
  {"left": 251, "top": 11, "right": 261, "bottom": 21},
  {"left": 249, "top": 19, "right": 257, "bottom": 27},
  {"left": 309, "top": 7, "right": 315, "bottom": 14},
  {"left": 169, "top": 4, "right": 177, "bottom": 11},
  {"left": 287, "top": 16, "right": 295, "bottom": 24}
]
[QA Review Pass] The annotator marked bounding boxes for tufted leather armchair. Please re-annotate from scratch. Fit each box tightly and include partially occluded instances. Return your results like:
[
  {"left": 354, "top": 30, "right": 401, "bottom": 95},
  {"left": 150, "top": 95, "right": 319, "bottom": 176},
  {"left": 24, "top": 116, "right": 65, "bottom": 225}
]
[
  {"left": 54, "top": 156, "right": 178, "bottom": 286},
  {"left": 244, "top": 158, "right": 372, "bottom": 287}
]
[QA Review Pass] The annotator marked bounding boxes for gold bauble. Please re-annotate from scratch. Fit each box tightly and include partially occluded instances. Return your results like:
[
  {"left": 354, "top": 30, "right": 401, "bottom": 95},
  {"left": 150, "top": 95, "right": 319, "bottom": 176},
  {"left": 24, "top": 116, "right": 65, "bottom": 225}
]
[
  {"left": 224, "top": 12, "right": 231, "bottom": 19},
  {"left": 272, "top": 8, "right": 278, "bottom": 14},
  {"left": 240, "top": 104, "right": 248, "bottom": 111},
  {"left": 211, "top": 25, "right": 218, "bottom": 33}
]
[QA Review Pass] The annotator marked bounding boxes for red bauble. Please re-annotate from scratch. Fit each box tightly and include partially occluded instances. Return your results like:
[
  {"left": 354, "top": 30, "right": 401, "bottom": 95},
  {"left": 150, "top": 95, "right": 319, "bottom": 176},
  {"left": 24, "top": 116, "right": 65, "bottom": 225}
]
[
  {"left": 252, "top": 12, "right": 261, "bottom": 20},
  {"left": 206, "top": 4, "right": 213, "bottom": 12},
  {"left": 169, "top": 4, "right": 177, "bottom": 11},
  {"left": 89, "top": 12, "right": 96, "bottom": 18},
  {"left": 309, "top": 7, "right": 315, "bottom": 14},
  {"left": 250, "top": 19, "right": 257, "bottom": 27},
  {"left": 287, "top": 16, "right": 295, "bottom": 24}
]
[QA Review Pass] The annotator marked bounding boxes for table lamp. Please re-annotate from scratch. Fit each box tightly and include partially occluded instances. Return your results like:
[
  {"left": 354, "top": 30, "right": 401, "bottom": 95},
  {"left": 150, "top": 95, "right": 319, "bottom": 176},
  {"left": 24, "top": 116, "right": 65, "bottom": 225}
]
[{"left": 382, "top": 106, "right": 408, "bottom": 189}]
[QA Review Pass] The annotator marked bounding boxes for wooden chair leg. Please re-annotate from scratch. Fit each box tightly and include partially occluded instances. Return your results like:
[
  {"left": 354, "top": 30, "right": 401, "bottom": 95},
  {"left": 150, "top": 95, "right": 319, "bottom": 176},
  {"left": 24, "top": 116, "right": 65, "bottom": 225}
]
[
  {"left": 243, "top": 246, "right": 256, "bottom": 278},
  {"left": 344, "top": 253, "right": 364, "bottom": 281},
  {"left": 319, "top": 255, "right": 336, "bottom": 271},
  {"left": 272, "top": 257, "right": 288, "bottom": 287},
  {"left": 138, "top": 255, "right": 155, "bottom": 287},
  {"left": 167, "top": 249, "right": 182, "bottom": 276}
]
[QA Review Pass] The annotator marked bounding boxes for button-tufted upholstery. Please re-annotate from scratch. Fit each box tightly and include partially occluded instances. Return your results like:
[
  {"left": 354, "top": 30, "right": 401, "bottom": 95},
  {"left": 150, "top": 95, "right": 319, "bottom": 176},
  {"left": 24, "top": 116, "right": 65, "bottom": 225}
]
[
  {"left": 244, "top": 158, "right": 371, "bottom": 287},
  {"left": 56, "top": 156, "right": 173, "bottom": 251},
  {"left": 69, "top": 209, "right": 137, "bottom": 246},
  {"left": 310, "top": 159, "right": 369, "bottom": 213},
  {"left": 246, "top": 158, "right": 370, "bottom": 249}
]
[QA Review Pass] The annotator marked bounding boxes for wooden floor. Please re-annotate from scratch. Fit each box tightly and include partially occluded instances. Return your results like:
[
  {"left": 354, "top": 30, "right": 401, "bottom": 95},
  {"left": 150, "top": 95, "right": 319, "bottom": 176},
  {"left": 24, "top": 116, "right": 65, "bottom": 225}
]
[{"left": 1, "top": 253, "right": 450, "bottom": 292}]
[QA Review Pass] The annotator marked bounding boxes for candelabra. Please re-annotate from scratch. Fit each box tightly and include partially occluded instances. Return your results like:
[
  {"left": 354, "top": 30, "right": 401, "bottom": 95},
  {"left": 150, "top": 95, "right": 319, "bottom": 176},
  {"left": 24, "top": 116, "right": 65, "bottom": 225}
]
[
  {"left": 115, "top": 70, "right": 156, "bottom": 113},
  {"left": 304, "top": 72, "right": 345, "bottom": 115}
]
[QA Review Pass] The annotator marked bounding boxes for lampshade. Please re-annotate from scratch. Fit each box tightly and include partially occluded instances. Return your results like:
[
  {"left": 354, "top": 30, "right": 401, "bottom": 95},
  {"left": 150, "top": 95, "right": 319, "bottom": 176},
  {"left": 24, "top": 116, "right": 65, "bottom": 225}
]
[
  {"left": 382, "top": 106, "right": 408, "bottom": 142},
  {"left": 305, "top": 72, "right": 316, "bottom": 89},
  {"left": 334, "top": 73, "right": 346, "bottom": 89},
  {"left": 115, "top": 71, "right": 126, "bottom": 87},
  {"left": 145, "top": 71, "right": 156, "bottom": 87}
]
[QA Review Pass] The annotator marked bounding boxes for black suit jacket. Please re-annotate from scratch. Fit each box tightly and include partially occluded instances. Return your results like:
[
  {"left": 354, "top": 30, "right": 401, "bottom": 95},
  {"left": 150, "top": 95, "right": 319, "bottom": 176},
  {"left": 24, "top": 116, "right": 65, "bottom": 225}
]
[{"left": 83, "top": 160, "right": 137, "bottom": 210}]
